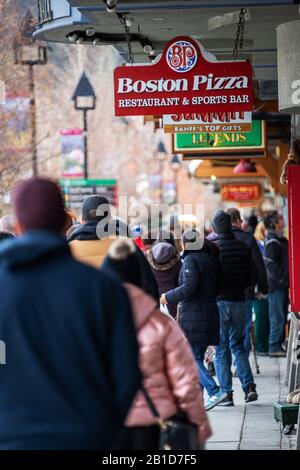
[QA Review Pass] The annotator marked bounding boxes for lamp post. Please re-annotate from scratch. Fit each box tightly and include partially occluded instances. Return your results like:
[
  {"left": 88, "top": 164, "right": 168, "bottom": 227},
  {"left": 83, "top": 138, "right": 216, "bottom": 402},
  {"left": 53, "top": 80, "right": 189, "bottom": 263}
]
[
  {"left": 72, "top": 72, "right": 97, "bottom": 179},
  {"left": 14, "top": 11, "right": 47, "bottom": 176},
  {"left": 155, "top": 141, "right": 168, "bottom": 204},
  {"left": 170, "top": 154, "right": 182, "bottom": 204}
]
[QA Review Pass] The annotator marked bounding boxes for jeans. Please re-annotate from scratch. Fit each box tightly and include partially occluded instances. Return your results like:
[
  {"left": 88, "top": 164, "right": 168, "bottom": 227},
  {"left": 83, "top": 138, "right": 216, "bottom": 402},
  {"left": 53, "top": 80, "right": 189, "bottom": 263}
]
[
  {"left": 191, "top": 345, "right": 220, "bottom": 397},
  {"left": 268, "top": 290, "right": 289, "bottom": 353},
  {"left": 214, "top": 301, "right": 255, "bottom": 394},
  {"left": 244, "top": 300, "right": 253, "bottom": 355}
]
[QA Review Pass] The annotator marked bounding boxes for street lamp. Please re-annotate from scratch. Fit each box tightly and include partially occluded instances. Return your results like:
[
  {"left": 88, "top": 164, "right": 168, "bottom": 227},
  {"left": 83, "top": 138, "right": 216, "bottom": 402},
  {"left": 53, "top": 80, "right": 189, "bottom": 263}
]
[
  {"left": 72, "top": 72, "right": 97, "bottom": 179},
  {"left": 170, "top": 154, "right": 182, "bottom": 203},
  {"left": 14, "top": 10, "right": 47, "bottom": 176},
  {"left": 156, "top": 140, "right": 168, "bottom": 160},
  {"left": 154, "top": 140, "right": 168, "bottom": 205}
]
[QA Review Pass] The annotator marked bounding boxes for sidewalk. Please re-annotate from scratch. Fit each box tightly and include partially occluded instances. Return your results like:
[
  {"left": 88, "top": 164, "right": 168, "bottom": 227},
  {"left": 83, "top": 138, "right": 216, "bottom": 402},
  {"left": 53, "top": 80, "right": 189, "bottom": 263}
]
[{"left": 206, "top": 356, "right": 297, "bottom": 450}]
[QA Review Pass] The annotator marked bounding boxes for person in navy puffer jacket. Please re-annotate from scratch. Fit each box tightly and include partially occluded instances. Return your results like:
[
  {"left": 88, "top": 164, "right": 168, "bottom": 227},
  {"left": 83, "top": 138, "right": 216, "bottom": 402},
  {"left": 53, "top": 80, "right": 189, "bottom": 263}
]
[
  {"left": 161, "top": 229, "right": 223, "bottom": 411},
  {"left": 0, "top": 177, "right": 140, "bottom": 450}
]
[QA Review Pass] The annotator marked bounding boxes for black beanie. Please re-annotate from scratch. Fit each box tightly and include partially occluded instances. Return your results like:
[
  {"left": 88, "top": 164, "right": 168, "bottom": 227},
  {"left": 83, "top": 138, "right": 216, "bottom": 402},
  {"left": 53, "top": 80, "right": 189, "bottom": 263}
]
[
  {"left": 101, "top": 239, "right": 142, "bottom": 288},
  {"left": 82, "top": 195, "right": 110, "bottom": 223},
  {"left": 212, "top": 210, "right": 232, "bottom": 234}
]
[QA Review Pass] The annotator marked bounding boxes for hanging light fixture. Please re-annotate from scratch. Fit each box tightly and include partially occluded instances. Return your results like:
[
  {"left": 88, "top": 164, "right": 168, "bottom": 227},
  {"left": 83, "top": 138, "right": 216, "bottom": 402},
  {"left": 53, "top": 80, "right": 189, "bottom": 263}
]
[
  {"left": 86, "top": 27, "right": 96, "bottom": 37},
  {"left": 170, "top": 154, "right": 182, "bottom": 172},
  {"left": 105, "top": 0, "right": 117, "bottom": 13},
  {"left": 156, "top": 141, "right": 168, "bottom": 160},
  {"left": 233, "top": 159, "right": 257, "bottom": 174}
]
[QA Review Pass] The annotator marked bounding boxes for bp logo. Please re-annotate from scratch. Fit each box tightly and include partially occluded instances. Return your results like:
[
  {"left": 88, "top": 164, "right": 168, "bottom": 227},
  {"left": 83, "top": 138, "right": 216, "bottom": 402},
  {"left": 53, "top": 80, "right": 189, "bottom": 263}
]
[{"left": 166, "top": 40, "right": 197, "bottom": 73}]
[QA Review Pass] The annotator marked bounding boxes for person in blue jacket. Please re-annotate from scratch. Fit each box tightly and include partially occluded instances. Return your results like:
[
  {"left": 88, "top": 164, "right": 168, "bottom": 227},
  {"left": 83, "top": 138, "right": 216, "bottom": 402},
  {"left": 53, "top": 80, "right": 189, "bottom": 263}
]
[{"left": 0, "top": 177, "right": 140, "bottom": 450}]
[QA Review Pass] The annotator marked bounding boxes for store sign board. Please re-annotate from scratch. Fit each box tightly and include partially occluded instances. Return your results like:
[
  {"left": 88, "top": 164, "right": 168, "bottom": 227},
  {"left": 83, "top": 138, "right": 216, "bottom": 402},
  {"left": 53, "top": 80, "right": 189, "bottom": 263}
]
[
  {"left": 221, "top": 183, "right": 261, "bottom": 202},
  {"left": 163, "top": 111, "right": 252, "bottom": 133},
  {"left": 60, "top": 179, "right": 118, "bottom": 210},
  {"left": 114, "top": 36, "right": 253, "bottom": 116},
  {"left": 173, "top": 120, "right": 266, "bottom": 158}
]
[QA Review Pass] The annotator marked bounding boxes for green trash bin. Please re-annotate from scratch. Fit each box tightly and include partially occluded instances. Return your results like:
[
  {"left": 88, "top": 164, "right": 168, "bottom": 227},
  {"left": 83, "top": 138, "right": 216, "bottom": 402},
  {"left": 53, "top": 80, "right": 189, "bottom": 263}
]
[
  {"left": 253, "top": 298, "right": 269, "bottom": 353},
  {"left": 273, "top": 401, "right": 299, "bottom": 427}
]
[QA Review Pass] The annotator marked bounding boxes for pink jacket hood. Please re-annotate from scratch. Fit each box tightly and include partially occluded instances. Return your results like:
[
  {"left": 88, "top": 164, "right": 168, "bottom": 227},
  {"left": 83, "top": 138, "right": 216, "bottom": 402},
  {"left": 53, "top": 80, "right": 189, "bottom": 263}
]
[{"left": 123, "top": 283, "right": 212, "bottom": 444}]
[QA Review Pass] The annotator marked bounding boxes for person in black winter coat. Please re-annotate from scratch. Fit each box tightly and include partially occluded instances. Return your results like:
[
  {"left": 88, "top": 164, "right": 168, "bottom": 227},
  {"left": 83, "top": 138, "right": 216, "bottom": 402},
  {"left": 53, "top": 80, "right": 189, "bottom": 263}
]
[
  {"left": 264, "top": 211, "right": 289, "bottom": 357},
  {"left": 146, "top": 230, "right": 182, "bottom": 318},
  {"left": 67, "top": 196, "right": 159, "bottom": 303},
  {"left": 211, "top": 210, "right": 258, "bottom": 408},
  {"left": 161, "top": 229, "right": 223, "bottom": 410},
  {"left": 0, "top": 177, "right": 140, "bottom": 450},
  {"left": 227, "top": 208, "right": 268, "bottom": 355}
]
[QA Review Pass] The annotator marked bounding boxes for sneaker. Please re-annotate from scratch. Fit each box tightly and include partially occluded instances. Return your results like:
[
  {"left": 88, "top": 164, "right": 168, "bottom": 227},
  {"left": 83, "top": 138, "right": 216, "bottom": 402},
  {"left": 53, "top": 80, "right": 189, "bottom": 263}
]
[
  {"left": 245, "top": 384, "right": 258, "bottom": 403},
  {"left": 269, "top": 350, "right": 286, "bottom": 357},
  {"left": 216, "top": 393, "right": 234, "bottom": 407},
  {"left": 283, "top": 425, "right": 295, "bottom": 435},
  {"left": 205, "top": 390, "right": 228, "bottom": 411}
]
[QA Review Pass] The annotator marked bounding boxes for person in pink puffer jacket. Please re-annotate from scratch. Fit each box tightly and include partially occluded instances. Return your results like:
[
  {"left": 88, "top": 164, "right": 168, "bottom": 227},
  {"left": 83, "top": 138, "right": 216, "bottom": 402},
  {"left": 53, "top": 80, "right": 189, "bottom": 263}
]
[{"left": 101, "top": 238, "right": 212, "bottom": 450}]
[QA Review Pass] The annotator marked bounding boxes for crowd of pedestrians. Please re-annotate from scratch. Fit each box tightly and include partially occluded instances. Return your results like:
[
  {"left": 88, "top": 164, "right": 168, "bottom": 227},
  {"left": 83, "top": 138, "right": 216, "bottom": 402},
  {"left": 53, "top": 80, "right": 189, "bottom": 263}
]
[{"left": 0, "top": 176, "right": 290, "bottom": 450}]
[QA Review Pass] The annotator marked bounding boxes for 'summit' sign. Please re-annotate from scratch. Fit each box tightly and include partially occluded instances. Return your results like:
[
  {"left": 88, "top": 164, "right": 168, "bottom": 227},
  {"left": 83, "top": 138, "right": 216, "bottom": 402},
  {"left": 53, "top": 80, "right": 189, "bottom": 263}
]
[
  {"left": 114, "top": 36, "right": 253, "bottom": 117},
  {"left": 163, "top": 111, "right": 252, "bottom": 133}
]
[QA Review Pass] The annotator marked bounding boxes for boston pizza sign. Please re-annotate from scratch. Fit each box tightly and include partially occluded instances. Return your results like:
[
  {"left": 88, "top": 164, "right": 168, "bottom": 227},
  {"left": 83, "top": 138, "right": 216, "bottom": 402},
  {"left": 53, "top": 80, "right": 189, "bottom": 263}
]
[{"left": 114, "top": 36, "right": 253, "bottom": 117}]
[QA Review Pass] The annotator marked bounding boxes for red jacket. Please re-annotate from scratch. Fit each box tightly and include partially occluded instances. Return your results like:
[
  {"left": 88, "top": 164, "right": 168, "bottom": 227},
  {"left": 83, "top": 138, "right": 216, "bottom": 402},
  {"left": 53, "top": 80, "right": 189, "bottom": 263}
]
[{"left": 134, "top": 237, "right": 145, "bottom": 251}]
